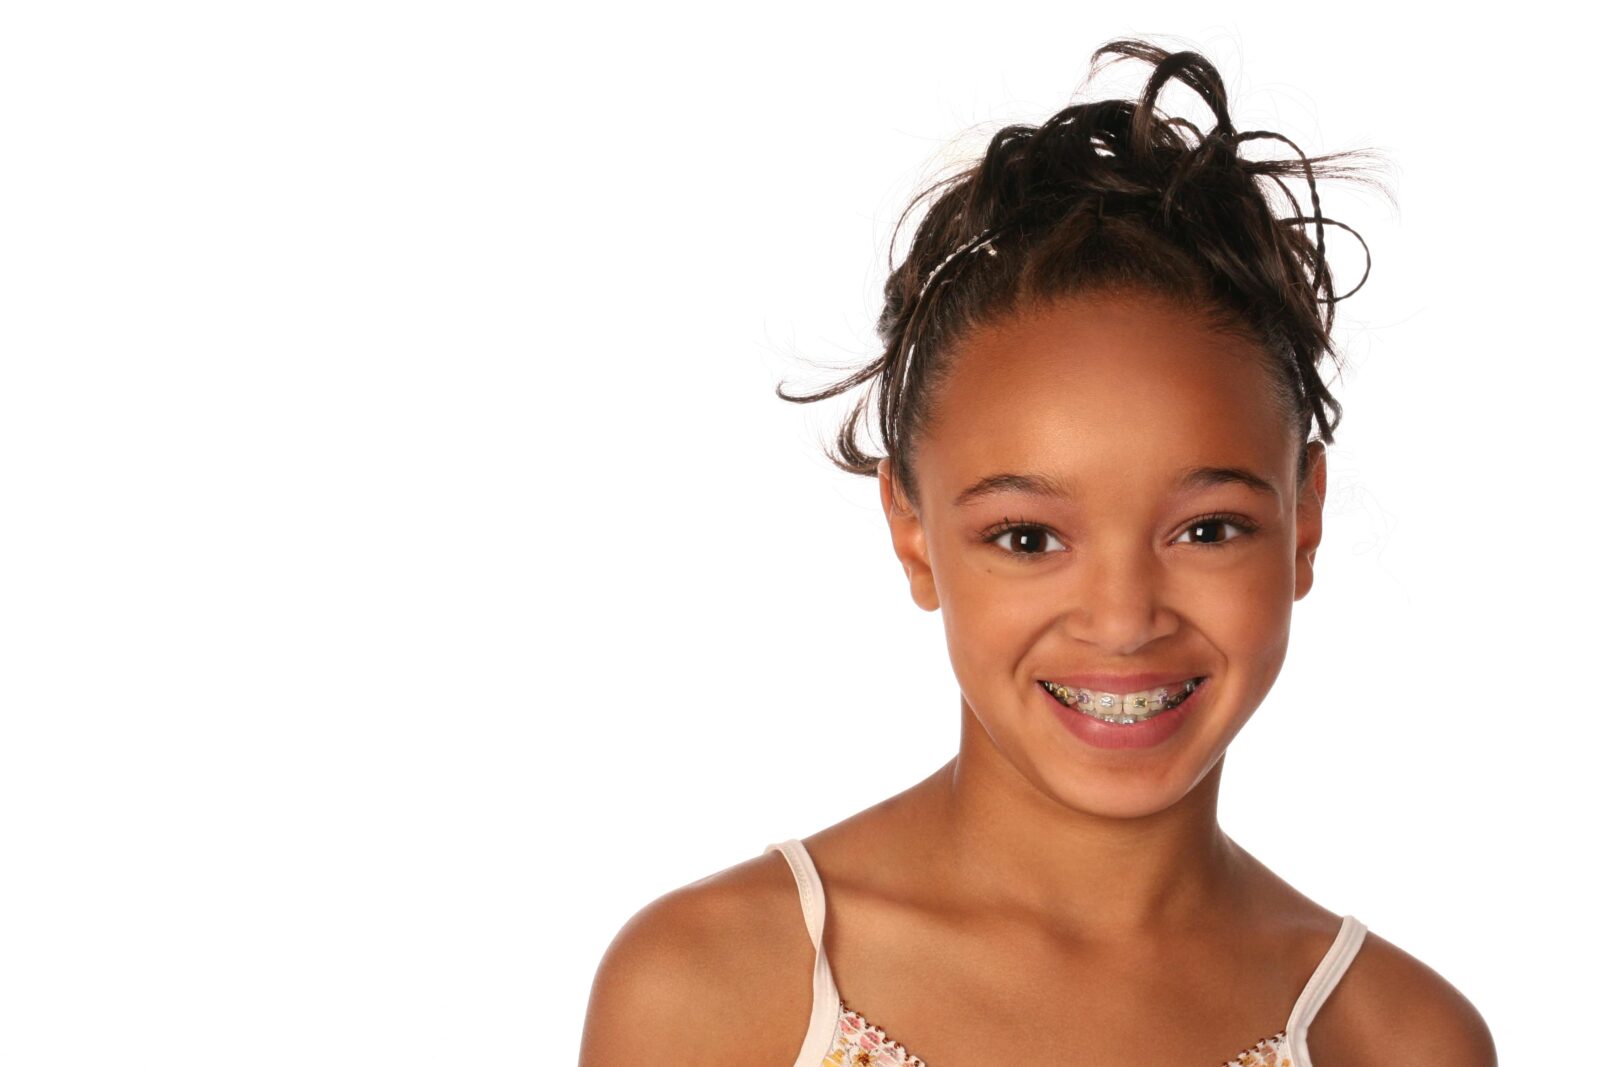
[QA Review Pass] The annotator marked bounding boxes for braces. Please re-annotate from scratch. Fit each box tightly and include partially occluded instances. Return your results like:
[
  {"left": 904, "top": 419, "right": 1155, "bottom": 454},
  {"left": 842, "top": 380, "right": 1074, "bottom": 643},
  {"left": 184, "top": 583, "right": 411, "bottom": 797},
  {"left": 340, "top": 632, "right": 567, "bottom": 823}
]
[{"left": 1042, "top": 678, "right": 1200, "bottom": 724}]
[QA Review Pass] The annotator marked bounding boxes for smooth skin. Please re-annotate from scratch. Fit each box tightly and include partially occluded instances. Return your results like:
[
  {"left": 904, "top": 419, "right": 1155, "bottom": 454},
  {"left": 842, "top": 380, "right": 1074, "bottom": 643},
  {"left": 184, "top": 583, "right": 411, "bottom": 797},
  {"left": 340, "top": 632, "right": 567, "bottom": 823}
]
[{"left": 579, "top": 289, "right": 1496, "bottom": 1066}]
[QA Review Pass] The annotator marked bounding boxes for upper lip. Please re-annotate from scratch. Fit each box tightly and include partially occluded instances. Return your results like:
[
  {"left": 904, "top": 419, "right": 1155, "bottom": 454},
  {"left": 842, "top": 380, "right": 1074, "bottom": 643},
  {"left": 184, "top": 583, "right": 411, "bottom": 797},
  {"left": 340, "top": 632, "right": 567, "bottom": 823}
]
[{"left": 1039, "top": 672, "right": 1206, "bottom": 693}]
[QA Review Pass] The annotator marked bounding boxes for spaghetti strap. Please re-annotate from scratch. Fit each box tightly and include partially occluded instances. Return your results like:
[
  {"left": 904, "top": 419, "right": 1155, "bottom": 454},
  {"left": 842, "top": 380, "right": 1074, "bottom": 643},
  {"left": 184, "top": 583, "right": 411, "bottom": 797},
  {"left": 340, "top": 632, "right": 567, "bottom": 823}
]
[
  {"left": 766, "top": 840, "right": 826, "bottom": 949},
  {"left": 765, "top": 840, "right": 842, "bottom": 1067},
  {"left": 1284, "top": 914, "right": 1368, "bottom": 1067}
]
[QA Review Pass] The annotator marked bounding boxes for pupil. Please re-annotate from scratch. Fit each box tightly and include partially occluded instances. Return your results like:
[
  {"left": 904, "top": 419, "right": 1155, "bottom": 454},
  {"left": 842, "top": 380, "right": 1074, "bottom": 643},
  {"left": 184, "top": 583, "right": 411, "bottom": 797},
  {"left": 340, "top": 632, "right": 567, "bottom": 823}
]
[
  {"left": 1194, "top": 521, "right": 1222, "bottom": 543},
  {"left": 1013, "top": 528, "right": 1044, "bottom": 552}
]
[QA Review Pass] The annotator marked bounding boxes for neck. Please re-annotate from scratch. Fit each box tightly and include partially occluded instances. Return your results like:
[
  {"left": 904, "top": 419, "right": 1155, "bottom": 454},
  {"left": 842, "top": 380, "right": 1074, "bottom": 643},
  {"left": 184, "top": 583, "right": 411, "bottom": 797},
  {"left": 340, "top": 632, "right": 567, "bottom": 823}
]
[{"left": 917, "top": 696, "right": 1242, "bottom": 941}]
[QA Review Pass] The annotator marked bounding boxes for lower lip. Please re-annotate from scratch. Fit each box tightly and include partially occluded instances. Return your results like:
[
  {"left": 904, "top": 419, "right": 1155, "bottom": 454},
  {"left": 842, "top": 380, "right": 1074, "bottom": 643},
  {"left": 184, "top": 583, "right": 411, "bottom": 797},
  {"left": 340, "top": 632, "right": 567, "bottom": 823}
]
[{"left": 1043, "top": 677, "right": 1209, "bottom": 750}]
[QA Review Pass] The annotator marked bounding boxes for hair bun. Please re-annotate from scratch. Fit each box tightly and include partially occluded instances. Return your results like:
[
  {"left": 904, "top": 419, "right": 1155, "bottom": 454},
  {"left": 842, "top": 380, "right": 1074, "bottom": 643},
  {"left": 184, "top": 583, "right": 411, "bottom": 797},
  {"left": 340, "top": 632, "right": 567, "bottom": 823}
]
[{"left": 777, "top": 37, "right": 1388, "bottom": 506}]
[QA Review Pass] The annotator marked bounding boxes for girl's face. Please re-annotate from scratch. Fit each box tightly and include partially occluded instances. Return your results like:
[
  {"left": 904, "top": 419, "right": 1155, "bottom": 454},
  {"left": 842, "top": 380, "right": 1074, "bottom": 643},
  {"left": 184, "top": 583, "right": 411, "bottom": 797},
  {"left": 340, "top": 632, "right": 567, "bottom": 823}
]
[{"left": 881, "top": 288, "right": 1326, "bottom": 819}]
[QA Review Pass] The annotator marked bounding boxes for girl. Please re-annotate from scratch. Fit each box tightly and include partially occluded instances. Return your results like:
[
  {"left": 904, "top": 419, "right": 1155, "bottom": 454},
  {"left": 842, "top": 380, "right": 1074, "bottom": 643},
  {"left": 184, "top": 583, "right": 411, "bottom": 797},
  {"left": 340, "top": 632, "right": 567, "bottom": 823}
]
[{"left": 578, "top": 39, "right": 1495, "bottom": 1067}]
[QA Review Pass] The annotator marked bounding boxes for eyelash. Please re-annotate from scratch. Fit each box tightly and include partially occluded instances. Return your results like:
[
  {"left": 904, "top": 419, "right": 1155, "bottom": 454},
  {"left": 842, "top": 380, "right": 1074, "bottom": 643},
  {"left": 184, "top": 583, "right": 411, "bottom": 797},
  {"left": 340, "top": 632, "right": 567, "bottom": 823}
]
[{"left": 979, "top": 513, "right": 1261, "bottom": 559}]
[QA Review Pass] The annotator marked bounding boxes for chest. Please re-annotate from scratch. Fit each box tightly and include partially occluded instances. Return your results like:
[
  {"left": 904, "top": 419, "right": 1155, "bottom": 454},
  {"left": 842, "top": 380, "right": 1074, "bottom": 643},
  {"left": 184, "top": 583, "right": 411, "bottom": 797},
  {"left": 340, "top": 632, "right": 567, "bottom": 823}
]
[
  {"left": 827, "top": 1002, "right": 1292, "bottom": 1067},
  {"left": 823, "top": 922, "right": 1309, "bottom": 1067}
]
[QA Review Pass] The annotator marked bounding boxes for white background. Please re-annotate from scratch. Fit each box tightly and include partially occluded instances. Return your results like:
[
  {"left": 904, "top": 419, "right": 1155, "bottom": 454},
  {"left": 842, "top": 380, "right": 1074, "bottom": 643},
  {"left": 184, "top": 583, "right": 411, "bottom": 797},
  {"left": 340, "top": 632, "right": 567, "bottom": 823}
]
[{"left": 0, "top": 3, "right": 1587, "bottom": 1063}]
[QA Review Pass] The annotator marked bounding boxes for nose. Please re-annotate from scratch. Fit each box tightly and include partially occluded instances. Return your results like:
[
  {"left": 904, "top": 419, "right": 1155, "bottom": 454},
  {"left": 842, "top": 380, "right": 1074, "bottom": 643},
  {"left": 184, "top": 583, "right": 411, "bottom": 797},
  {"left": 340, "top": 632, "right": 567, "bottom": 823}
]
[{"left": 1062, "top": 545, "right": 1181, "bottom": 655}]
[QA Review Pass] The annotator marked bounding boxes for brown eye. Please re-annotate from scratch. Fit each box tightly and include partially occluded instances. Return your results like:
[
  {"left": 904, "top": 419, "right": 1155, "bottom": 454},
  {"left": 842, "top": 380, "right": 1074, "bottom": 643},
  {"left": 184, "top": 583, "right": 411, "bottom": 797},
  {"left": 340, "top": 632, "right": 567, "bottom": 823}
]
[
  {"left": 985, "top": 523, "right": 1066, "bottom": 557},
  {"left": 1175, "top": 515, "right": 1257, "bottom": 547}
]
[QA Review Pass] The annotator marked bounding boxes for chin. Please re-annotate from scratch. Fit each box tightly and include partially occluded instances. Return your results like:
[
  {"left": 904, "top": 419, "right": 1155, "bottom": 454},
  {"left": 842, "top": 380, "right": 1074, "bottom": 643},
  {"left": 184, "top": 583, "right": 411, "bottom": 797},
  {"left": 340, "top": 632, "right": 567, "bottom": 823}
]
[
  {"left": 1030, "top": 747, "right": 1219, "bottom": 820},
  {"left": 1053, "top": 778, "right": 1191, "bottom": 820}
]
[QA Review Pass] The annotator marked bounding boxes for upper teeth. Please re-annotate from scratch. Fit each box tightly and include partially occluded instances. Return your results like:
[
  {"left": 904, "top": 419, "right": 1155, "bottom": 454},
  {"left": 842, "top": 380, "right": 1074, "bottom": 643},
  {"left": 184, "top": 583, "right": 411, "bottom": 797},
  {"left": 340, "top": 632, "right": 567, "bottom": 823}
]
[{"left": 1041, "top": 677, "right": 1202, "bottom": 723}]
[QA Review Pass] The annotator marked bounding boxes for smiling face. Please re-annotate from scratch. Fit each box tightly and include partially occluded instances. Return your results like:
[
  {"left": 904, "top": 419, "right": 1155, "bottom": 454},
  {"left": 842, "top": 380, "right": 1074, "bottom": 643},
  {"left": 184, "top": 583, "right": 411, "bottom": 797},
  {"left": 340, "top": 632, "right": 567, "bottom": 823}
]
[{"left": 880, "top": 287, "right": 1327, "bottom": 820}]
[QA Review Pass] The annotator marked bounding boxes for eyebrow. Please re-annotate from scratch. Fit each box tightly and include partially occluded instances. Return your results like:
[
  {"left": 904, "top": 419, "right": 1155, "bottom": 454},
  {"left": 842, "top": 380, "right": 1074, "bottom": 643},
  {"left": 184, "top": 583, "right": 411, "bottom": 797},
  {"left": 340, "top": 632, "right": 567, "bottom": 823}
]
[{"left": 952, "top": 466, "right": 1281, "bottom": 507}]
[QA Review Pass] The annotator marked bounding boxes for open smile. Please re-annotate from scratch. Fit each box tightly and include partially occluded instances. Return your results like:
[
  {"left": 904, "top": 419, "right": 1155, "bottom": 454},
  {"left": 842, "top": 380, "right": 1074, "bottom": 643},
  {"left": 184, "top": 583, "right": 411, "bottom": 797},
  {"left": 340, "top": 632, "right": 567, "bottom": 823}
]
[{"left": 1039, "top": 677, "right": 1206, "bottom": 725}]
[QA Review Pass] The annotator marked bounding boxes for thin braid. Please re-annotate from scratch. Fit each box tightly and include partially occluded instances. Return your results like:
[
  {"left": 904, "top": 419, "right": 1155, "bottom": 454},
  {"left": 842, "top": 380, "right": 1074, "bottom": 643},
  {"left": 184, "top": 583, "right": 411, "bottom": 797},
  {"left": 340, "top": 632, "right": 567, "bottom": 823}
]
[
  {"left": 892, "top": 226, "right": 1005, "bottom": 431},
  {"left": 914, "top": 226, "right": 1003, "bottom": 304}
]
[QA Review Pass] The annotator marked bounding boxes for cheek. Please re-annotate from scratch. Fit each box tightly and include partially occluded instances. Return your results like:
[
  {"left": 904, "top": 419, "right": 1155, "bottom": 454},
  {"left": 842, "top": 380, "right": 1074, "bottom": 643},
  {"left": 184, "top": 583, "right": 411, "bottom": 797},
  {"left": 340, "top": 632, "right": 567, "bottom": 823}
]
[
  {"left": 934, "top": 557, "right": 1054, "bottom": 679},
  {"left": 1195, "top": 558, "right": 1297, "bottom": 702},
  {"left": 1207, "top": 563, "right": 1295, "bottom": 638},
  {"left": 935, "top": 561, "right": 1296, "bottom": 675}
]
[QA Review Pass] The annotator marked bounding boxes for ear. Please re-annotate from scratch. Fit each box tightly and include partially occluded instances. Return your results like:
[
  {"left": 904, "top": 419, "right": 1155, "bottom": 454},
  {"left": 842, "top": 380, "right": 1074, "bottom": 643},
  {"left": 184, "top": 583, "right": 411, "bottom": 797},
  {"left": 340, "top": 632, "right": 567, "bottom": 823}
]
[
  {"left": 1293, "top": 441, "right": 1328, "bottom": 602},
  {"left": 877, "top": 459, "right": 940, "bottom": 612}
]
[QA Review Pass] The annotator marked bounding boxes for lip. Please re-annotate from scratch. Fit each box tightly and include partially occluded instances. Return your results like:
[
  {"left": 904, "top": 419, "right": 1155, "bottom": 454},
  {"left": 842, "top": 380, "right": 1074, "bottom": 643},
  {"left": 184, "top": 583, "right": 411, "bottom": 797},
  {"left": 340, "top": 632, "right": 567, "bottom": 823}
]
[
  {"left": 1041, "top": 676, "right": 1210, "bottom": 750},
  {"left": 1039, "top": 672, "right": 1207, "bottom": 693}
]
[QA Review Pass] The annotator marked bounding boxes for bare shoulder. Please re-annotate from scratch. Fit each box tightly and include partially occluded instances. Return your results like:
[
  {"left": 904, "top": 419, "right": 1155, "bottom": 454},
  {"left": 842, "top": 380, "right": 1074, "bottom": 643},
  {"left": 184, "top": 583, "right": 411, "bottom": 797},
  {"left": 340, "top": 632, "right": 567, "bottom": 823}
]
[
  {"left": 1311, "top": 927, "right": 1497, "bottom": 1067},
  {"left": 577, "top": 847, "right": 815, "bottom": 1067}
]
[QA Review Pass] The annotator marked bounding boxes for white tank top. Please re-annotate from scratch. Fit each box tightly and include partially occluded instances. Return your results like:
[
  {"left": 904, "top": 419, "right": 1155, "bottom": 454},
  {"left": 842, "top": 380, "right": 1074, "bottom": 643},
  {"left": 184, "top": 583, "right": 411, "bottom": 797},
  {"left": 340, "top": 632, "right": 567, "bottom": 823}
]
[{"left": 765, "top": 838, "right": 1367, "bottom": 1067}]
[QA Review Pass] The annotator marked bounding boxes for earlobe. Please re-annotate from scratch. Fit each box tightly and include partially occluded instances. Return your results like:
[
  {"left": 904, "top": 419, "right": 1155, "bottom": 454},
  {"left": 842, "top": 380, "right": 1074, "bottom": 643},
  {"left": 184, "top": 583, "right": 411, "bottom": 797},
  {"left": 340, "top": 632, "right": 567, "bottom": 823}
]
[{"left": 877, "top": 459, "right": 940, "bottom": 612}]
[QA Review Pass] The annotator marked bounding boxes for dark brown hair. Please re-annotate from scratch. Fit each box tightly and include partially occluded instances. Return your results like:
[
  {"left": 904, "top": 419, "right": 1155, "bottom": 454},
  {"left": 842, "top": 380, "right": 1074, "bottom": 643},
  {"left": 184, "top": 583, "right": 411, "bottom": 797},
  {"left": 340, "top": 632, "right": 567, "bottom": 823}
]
[{"left": 775, "top": 39, "right": 1385, "bottom": 509}]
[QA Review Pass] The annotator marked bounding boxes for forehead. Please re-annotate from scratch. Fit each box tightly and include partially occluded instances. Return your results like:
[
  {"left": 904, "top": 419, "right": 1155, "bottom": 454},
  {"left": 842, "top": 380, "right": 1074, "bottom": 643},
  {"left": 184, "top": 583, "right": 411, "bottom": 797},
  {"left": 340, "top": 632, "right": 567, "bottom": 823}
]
[{"left": 917, "top": 290, "right": 1292, "bottom": 505}]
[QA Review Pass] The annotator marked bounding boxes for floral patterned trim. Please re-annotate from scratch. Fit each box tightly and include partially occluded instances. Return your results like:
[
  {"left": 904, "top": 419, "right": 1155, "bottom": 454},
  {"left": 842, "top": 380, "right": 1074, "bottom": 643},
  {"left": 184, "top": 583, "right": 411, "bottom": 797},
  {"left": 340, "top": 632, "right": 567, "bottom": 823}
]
[
  {"left": 824, "top": 1002, "right": 926, "bottom": 1067},
  {"left": 1221, "top": 1032, "right": 1291, "bottom": 1067},
  {"left": 824, "top": 1001, "right": 1292, "bottom": 1067}
]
